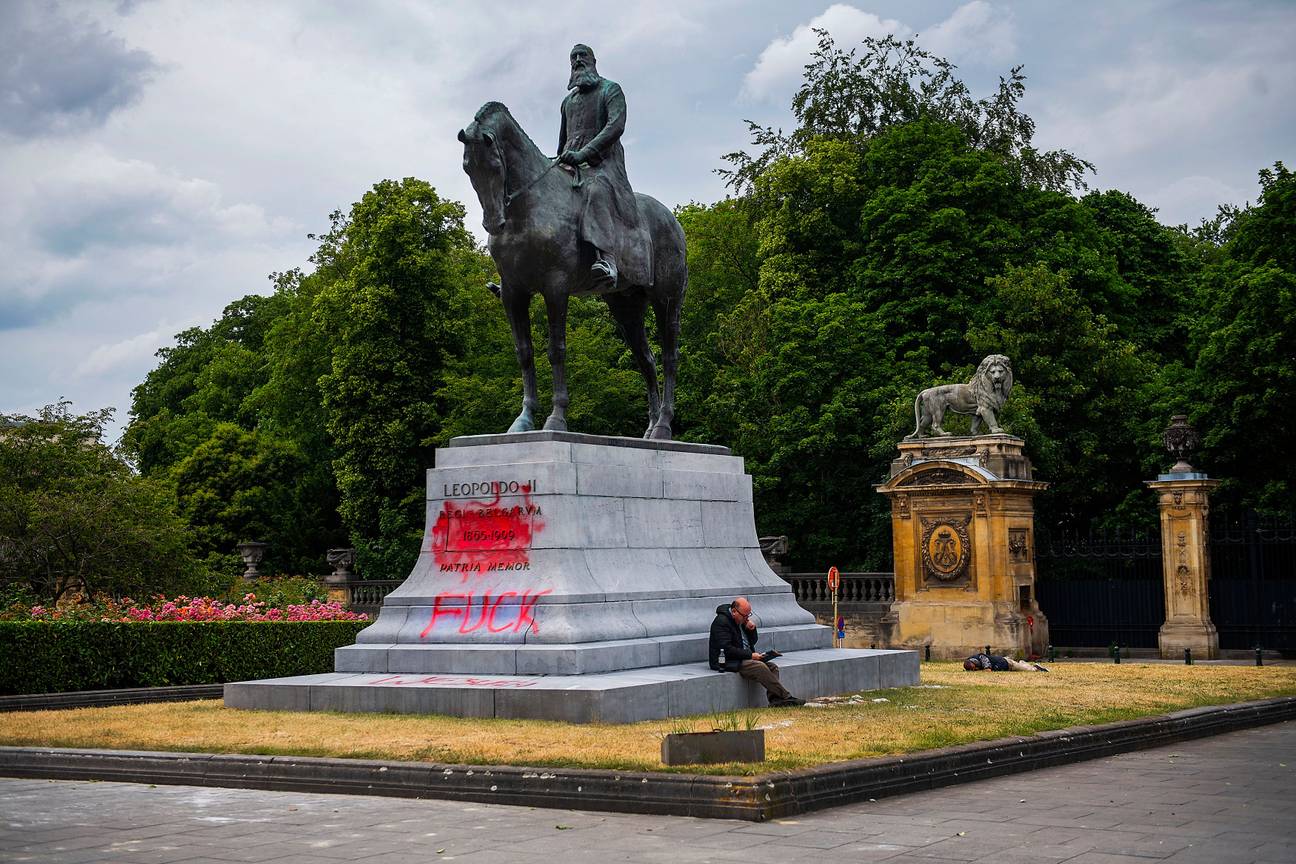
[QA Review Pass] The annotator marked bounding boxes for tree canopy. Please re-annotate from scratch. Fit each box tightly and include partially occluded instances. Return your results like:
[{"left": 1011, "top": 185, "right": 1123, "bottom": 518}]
[{"left": 1, "top": 404, "right": 212, "bottom": 603}]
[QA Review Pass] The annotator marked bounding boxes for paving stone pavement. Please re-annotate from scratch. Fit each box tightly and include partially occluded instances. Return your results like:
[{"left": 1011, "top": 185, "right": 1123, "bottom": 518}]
[{"left": 1, "top": 721, "right": 1292, "bottom": 864}]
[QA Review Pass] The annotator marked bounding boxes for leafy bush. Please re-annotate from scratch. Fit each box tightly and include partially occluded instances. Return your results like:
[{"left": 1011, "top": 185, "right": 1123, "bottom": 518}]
[{"left": 0, "top": 620, "right": 369, "bottom": 695}]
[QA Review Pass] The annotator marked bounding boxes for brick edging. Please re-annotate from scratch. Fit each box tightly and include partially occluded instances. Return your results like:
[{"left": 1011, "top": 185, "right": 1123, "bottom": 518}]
[{"left": 1, "top": 696, "right": 1292, "bottom": 821}]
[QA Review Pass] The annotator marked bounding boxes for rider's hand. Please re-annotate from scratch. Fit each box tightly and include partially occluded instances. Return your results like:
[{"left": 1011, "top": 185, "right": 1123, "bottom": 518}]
[{"left": 559, "top": 149, "right": 583, "bottom": 166}]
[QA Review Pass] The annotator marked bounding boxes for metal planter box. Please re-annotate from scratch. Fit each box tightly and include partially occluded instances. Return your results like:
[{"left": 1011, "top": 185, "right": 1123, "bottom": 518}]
[{"left": 660, "top": 729, "right": 765, "bottom": 765}]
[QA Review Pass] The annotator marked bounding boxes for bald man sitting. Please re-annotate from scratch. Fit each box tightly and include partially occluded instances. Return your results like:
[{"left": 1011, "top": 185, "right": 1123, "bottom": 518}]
[{"left": 708, "top": 597, "right": 805, "bottom": 707}]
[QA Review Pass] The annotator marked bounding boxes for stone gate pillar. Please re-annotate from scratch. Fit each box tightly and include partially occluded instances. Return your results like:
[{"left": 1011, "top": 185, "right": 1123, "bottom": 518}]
[
  {"left": 877, "top": 435, "right": 1049, "bottom": 659},
  {"left": 1146, "top": 416, "right": 1220, "bottom": 660}
]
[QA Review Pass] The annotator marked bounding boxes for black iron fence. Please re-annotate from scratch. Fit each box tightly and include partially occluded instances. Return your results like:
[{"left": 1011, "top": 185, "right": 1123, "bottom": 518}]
[
  {"left": 1209, "top": 511, "right": 1296, "bottom": 651},
  {"left": 1035, "top": 513, "right": 1296, "bottom": 653},
  {"left": 1034, "top": 527, "right": 1164, "bottom": 649}
]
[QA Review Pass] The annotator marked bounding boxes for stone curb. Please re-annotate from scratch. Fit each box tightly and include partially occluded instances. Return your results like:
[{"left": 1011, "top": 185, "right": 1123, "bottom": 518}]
[
  {"left": 1, "top": 696, "right": 1292, "bottom": 821},
  {"left": 0, "top": 685, "right": 226, "bottom": 713}
]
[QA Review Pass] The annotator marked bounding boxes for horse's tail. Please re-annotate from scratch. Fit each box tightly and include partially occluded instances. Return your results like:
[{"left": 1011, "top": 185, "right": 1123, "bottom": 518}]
[{"left": 638, "top": 193, "right": 686, "bottom": 301}]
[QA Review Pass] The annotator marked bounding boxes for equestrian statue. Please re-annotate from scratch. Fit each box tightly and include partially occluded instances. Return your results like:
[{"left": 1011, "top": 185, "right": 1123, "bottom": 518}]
[{"left": 458, "top": 44, "right": 686, "bottom": 440}]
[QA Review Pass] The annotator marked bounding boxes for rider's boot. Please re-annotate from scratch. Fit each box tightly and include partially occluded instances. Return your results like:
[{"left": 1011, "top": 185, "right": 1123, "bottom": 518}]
[{"left": 590, "top": 252, "right": 618, "bottom": 290}]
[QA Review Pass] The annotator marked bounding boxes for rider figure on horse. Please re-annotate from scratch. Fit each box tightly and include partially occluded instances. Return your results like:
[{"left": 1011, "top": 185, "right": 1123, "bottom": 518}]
[{"left": 558, "top": 44, "right": 652, "bottom": 292}]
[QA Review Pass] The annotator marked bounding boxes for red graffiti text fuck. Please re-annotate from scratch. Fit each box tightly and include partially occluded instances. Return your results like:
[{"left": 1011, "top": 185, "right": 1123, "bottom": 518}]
[{"left": 418, "top": 588, "right": 552, "bottom": 638}]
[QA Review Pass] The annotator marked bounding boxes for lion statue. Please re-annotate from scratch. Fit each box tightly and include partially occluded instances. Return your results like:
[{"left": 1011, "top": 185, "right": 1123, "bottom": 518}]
[{"left": 905, "top": 355, "right": 1014, "bottom": 439}]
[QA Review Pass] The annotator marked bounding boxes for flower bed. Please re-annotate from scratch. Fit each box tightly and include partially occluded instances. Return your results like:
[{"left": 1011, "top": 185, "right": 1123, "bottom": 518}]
[
  {"left": 23, "top": 593, "right": 368, "bottom": 623},
  {"left": 0, "top": 594, "right": 370, "bottom": 695}
]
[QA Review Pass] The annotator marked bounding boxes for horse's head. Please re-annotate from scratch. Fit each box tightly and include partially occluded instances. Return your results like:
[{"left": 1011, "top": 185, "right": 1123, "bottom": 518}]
[{"left": 458, "top": 102, "right": 510, "bottom": 233}]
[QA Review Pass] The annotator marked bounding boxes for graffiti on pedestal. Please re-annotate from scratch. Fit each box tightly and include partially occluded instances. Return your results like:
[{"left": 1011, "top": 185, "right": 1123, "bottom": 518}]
[
  {"left": 422, "top": 481, "right": 551, "bottom": 638},
  {"left": 363, "top": 674, "right": 538, "bottom": 689}
]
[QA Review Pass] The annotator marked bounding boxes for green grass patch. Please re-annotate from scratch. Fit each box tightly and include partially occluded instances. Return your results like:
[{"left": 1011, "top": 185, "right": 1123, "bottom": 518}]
[{"left": 2, "top": 663, "right": 1293, "bottom": 774}]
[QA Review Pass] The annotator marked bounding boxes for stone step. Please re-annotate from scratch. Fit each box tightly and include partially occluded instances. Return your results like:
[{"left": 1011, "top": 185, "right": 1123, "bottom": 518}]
[
  {"left": 336, "top": 623, "right": 832, "bottom": 676},
  {"left": 225, "top": 648, "right": 920, "bottom": 724}
]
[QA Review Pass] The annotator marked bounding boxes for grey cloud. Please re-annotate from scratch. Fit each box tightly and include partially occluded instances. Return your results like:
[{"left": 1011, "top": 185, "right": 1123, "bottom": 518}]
[
  {"left": 0, "top": 144, "right": 288, "bottom": 332},
  {"left": 0, "top": 288, "right": 74, "bottom": 331},
  {"left": 0, "top": 1, "right": 157, "bottom": 137}
]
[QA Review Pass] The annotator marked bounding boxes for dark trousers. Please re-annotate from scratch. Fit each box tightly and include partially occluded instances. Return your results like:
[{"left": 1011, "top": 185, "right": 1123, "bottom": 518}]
[{"left": 739, "top": 659, "right": 790, "bottom": 702}]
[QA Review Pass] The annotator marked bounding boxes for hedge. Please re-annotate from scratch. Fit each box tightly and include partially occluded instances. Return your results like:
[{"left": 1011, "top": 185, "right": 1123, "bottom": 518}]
[{"left": 0, "top": 620, "right": 368, "bottom": 695}]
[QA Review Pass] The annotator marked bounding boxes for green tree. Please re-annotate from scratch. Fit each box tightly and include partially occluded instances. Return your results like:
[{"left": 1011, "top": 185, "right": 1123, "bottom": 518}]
[
  {"left": 966, "top": 264, "right": 1149, "bottom": 526},
  {"left": 0, "top": 404, "right": 210, "bottom": 602},
  {"left": 722, "top": 33, "right": 1092, "bottom": 196},
  {"left": 171, "top": 423, "right": 318, "bottom": 572},
  {"left": 676, "top": 32, "right": 1203, "bottom": 566},
  {"left": 1187, "top": 163, "right": 1296, "bottom": 509},
  {"left": 308, "top": 178, "right": 486, "bottom": 578},
  {"left": 124, "top": 289, "right": 341, "bottom": 575}
]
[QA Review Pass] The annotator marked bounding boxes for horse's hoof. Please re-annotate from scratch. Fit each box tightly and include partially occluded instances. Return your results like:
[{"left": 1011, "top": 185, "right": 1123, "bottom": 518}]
[
  {"left": 648, "top": 424, "right": 673, "bottom": 441},
  {"left": 542, "top": 415, "right": 568, "bottom": 432},
  {"left": 507, "top": 415, "right": 534, "bottom": 434}
]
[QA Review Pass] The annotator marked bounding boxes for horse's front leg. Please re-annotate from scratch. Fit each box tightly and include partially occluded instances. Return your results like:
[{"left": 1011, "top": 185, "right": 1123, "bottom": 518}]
[
  {"left": 541, "top": 288, "right": 570, "bottom": 432},
  {"left": 502, "top": 284, "right": 538, "bottom": 433}
]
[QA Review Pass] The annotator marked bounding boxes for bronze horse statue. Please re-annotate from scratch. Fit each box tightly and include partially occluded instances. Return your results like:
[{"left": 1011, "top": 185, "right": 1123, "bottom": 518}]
[{"left": 457, "top": 102, "right": 686, "bottom": 440}]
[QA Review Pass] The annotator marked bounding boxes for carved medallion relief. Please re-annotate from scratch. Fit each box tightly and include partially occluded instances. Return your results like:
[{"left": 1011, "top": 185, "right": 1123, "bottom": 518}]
[{"left": 920, "top": 516, "right": 972, "bottom": 587}]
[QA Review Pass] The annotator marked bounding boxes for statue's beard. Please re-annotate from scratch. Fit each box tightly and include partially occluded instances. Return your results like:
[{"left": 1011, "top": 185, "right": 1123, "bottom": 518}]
[{"left": 568, "top": 66, "right": 600, "bottom": 91}]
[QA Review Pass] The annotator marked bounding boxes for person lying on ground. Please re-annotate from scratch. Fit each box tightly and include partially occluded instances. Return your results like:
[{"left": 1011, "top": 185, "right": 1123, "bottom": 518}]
[{"left": 963, "top": 652, "right": 1048, "bottom": 672}]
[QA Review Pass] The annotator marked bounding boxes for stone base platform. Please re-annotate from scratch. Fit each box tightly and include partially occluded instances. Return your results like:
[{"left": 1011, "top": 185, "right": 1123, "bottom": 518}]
[
  {"left": 225, "top": 648, "right": 918, "bottom": 724},
  {"left": 337, "top": 623, "right": 830, "bottom": 676}
]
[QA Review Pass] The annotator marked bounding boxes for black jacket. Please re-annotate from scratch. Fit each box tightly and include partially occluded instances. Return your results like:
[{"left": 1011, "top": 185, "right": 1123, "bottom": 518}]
[
  {"left": 709, "top": 603, "right": 758, "bottom": 672},
  {"left": 967, "top": 653, "right": 1011, "bottom": 671}
]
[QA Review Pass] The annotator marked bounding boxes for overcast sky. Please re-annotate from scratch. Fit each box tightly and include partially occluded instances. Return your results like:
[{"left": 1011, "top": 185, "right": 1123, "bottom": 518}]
[{"left": 2, "top": 0, "right": 1293, "bottom": 444}]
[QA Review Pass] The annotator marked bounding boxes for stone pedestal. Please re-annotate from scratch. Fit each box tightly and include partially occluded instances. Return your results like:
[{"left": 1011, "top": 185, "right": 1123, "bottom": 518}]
[
  {"left": 1146, "top": 475, "right": 1220, "bottom": 660},
  {"left": 226, "top": 432, "right": 918, "bottom": 722},
  {"left": 876, "top": 435, "right": 1049, "bottom": 659}
]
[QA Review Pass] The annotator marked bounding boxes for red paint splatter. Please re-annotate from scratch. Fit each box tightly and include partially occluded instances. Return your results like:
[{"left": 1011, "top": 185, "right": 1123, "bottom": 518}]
[
  {"left": 430, "top": 484, "right": 544, "bottom": 576},
  {"left": 363, "top": 675, "right": 538, "bottom": 689}
]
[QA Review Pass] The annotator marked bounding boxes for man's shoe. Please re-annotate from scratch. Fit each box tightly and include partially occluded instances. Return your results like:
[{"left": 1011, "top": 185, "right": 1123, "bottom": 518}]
[
  {"left": 770, "top": 696, "right": 805, "bottom": 707},
  {"left": 590, "top": 259, "right": 617, "bottom": 289}
]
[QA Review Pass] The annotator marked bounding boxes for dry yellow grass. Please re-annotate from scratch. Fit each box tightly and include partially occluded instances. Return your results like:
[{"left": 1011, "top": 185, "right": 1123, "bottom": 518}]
[{"left": 2, "top": 663, "right": 1293, "bottom": 774}]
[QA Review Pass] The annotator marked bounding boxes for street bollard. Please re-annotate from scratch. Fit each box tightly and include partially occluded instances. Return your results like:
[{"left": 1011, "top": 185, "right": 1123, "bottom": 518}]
[
  {"left": 1047, "top": 644, "right": 1055, "bottom": 663},
  {"left": 925, "top": 644, "right": 931, "bottom": 662},
  {"left": 1256, "top": 646, "right": 1264, "bottom": 667},
  {"left": 870, "top": 643, "right": 876, "bottom": 650},
  {"left": 1114, "top": 644, "right": 1121, "bottom": 664},
  {"left": 1185, "top": 647, "right": 1192, "bottom": 666},
  {"left": 985, "top": 645, "right": 991, "bottom": 657}
]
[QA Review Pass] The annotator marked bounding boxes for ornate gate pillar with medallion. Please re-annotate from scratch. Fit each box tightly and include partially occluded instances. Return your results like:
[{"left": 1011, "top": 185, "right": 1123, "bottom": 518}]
[
  {"left": 877, "top": 435, "right": 1049, "bottom": 659},
  {"left": 1146, "top": 416, "right": 1221, "bottom": 660}
]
